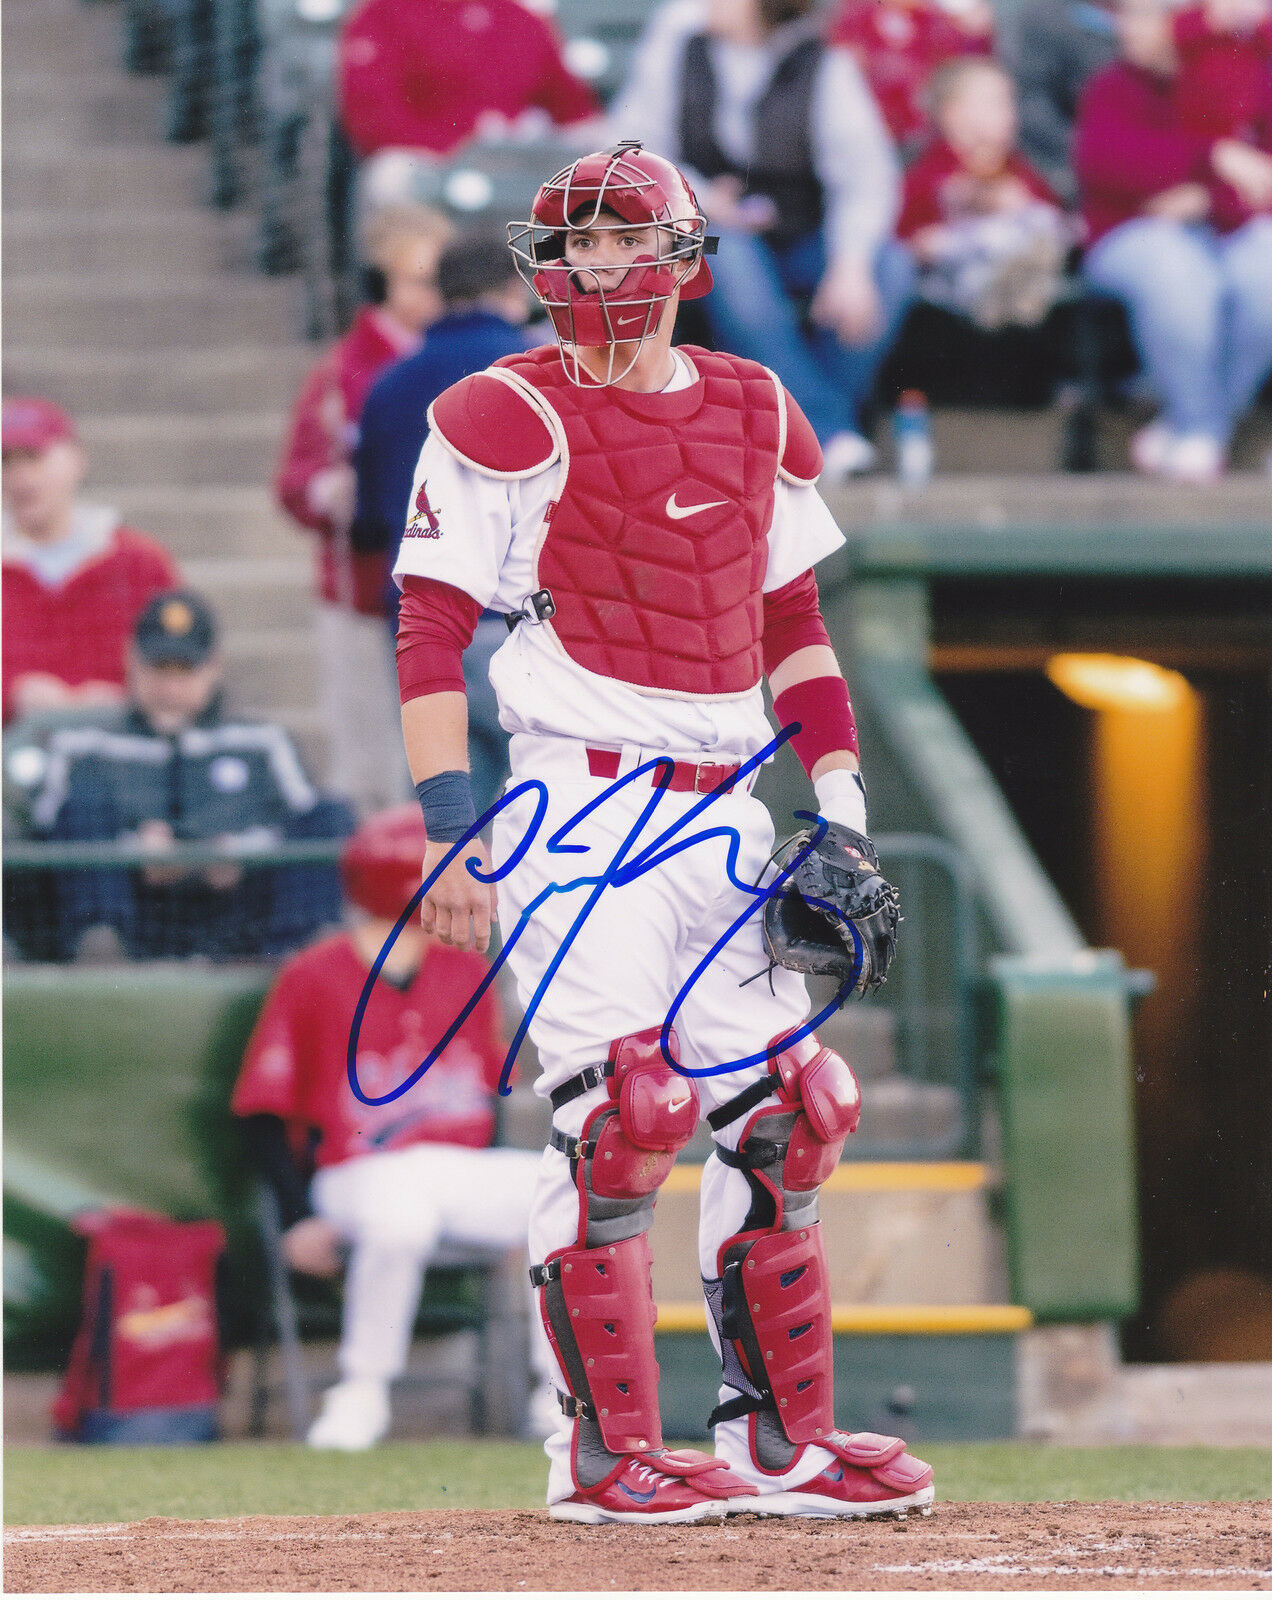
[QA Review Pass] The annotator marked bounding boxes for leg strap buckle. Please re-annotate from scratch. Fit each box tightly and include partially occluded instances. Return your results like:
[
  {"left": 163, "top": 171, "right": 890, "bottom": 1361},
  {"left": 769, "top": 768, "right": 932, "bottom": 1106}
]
[
  {"left": 558, "top": 1391, "right": 596, "bottom": 1421},
  {"left": 549, "top": 1126, "right": 595, "bottom": 1161},
  {"left": 550, "top": 1062, "right": 610, "bottom": 1111}
]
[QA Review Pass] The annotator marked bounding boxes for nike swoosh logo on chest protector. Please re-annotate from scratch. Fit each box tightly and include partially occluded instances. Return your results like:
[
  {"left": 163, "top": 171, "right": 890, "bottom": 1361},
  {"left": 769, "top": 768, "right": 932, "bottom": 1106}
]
[{"left": 665, "top": 492, "right": 728, "bottom": 520}]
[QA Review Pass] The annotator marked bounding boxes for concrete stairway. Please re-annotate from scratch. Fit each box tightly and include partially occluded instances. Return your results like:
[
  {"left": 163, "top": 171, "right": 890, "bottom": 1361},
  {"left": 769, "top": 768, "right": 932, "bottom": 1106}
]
[{"left": 3, "top": 0, "right": 329, "bottom": 772}]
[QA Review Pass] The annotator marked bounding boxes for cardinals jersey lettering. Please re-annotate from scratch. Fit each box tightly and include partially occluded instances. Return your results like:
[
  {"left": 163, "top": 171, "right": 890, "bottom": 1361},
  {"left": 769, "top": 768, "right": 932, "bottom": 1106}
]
[{"left": 232, "top": 934, "right": 509, "bottom": 1166}]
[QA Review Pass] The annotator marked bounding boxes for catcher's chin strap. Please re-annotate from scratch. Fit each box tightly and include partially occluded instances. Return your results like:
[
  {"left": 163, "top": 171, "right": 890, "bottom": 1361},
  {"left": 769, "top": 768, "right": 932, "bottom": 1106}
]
[
  {"left": 530, "top": 1025, "right": 699, "bottom": 1489},
  {"left": 702, "top": 1028, "right": 861, "bottom": 1472}
]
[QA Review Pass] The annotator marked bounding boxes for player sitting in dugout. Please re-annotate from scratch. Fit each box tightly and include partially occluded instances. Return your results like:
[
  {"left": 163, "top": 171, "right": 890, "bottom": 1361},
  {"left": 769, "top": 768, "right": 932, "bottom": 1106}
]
[
  {"left": 232, "top": 806, "right": 557, "bottom": 1450},
  {"left": 393, "top": 141, "right": 935, "bottom": 1523},
  {"left": 15, "top": 590, "right": 352, "bottom": 962}
]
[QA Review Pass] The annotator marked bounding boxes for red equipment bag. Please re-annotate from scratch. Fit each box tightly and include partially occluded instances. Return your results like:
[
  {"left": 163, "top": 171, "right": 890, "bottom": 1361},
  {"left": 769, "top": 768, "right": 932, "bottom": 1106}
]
[{"left": 52, "top": 1209, "right": 226, "bottom": 1444}]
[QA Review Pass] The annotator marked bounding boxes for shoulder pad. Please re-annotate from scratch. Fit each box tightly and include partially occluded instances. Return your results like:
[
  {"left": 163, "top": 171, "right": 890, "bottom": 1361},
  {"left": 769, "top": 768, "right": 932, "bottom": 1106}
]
[
  {"left": 427, "top": 371, "right": 559, "bottom": 478},
  {"left": 777, "top": 386, "right": 823, "bottom": 486}
]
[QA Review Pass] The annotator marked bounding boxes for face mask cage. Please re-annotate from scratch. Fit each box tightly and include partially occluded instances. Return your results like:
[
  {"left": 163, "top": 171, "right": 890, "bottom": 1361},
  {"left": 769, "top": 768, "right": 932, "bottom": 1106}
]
[{"left": 507, "top": 154, "right": 710, "bottom": 387}]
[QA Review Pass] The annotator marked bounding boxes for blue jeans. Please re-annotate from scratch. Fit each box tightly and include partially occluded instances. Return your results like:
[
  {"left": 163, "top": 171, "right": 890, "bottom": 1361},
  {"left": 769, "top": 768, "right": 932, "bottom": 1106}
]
[
  {"left": 1084, "top": 216, "right": 1272, "bottom": 440},
  {"left": 702, "top": 228, "right": 917, "bottom": 440}
]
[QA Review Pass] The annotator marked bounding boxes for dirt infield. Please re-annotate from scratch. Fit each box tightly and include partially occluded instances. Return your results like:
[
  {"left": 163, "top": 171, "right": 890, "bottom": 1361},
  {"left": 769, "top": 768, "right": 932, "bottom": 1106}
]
[{"left": 6, "top": 1502, "right": 1270, "bottom": 1592}]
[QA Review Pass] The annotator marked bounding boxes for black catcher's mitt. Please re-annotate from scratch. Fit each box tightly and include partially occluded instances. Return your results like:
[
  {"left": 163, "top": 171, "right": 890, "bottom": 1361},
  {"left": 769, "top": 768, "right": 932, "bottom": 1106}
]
[{"left": 762, "top": 821, "right": 901, "bottom": 997}]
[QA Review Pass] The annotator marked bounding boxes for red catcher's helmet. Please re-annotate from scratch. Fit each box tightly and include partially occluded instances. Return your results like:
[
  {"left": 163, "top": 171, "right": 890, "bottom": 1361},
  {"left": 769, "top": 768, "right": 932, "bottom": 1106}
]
[
  {"left": 507, "top": 141, "right": 715, "bottom": 382},
  {"left": 340, "top": 804, "right": 429, "bottom": 921}
]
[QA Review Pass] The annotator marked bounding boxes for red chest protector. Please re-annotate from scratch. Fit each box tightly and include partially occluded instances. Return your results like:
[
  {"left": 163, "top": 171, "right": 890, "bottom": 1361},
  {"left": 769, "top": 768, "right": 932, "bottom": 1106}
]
[{"left": 428, "top": 344, "right": 822, "bottom": 698}]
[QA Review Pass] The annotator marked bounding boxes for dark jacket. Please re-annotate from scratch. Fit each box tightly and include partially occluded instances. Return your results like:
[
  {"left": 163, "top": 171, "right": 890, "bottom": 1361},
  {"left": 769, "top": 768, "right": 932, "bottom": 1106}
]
[
  {"left": 352, "top": 308, "right": 530, "bottom": 621},
  {"left": 30, "top": 699, "right": 324, "bottom": 841},
  {"left": 679, "top": 30, "right": 825, "bottom": 246}
]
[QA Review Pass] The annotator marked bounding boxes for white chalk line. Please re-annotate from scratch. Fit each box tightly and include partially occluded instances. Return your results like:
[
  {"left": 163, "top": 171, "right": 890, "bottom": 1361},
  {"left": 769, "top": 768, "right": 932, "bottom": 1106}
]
[
  {"left": 875, "top": 1562, "right": 1271, "bottom": 1578},
  {"left": 6, "top": 1527, "right": 449, "bottom": 1546}
]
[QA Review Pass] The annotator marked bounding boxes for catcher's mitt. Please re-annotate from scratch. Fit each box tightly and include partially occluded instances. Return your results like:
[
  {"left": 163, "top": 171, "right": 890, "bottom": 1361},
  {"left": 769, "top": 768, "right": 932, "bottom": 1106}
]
[{"left": 762, "top": 820, "right": 900, "bottom": 997}]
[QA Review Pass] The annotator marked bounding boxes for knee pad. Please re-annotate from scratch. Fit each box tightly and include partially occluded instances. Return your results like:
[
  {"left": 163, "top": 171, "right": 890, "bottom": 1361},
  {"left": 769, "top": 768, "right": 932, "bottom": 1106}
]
[
  {"left": 552, "top": 1025, "right": 699, "bottom": 1246},
  {"left": 712, "top": 1029, "right": 860, "bottom": 1228},
  {"left": 770, "top": 1029, "right": 861, "bottom": 1193},
  {"left": 704, "top": 1030, "right": 861, "bottom": 1462}
]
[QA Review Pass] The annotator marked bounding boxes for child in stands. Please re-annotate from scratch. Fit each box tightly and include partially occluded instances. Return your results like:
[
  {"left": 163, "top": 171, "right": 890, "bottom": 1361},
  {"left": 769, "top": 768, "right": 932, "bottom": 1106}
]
[{"left": 897, "top": 57, "right": 1071, "bottom": 328}]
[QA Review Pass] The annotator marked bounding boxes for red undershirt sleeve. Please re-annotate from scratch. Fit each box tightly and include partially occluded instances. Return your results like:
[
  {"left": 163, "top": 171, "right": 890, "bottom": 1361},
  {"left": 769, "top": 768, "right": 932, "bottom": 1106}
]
[
  {"left": 395, "top": 575, "right": 483, "bottom": 704},
  {"left": 762, "top": 569, "right": 832, "bottom": 677}
]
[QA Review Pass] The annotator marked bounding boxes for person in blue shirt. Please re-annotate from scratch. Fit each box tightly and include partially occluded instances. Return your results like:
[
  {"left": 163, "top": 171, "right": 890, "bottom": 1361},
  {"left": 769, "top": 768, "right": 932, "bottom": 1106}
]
[{"left": 352, "top": 234, "right": 531, "bottom": 819}]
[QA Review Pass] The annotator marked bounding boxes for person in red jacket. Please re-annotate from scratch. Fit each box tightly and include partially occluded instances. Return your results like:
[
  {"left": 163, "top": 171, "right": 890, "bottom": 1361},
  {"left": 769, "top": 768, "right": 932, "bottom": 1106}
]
[
  {"left": 338, "top": 0, "right": 599, "bottom": 165},
  {"left": 829, "top": 0, "right": 995, "bottom": 154},
  {"left": 1172, "top": 0, "right": 1272, "bottom": 144},
  {"left": 233, "top": 806, "right": 554, "bottom": 1449},
  {"left": 1075, "top": 0, "right": 1272, "bottom": 481},
  {"left": 2, "top": 397, "right": 179, "bottom": 726},
  {"left": 275, "top": 203, "right": 452, "bottom": 816},
  {"left": 897, "top": 57, "right": 1071, "bottom": 328}
]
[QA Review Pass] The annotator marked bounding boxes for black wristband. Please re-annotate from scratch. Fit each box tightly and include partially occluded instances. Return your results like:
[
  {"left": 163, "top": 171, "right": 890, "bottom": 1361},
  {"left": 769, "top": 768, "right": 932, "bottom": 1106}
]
[{"left": 415, "top": 770, "right": 477, "bottom": 842}]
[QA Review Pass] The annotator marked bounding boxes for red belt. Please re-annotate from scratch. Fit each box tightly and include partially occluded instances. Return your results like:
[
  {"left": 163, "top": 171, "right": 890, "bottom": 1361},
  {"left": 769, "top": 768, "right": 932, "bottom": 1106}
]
[{"left": 586, "top": 747, "right": 741, "bottom": 795}]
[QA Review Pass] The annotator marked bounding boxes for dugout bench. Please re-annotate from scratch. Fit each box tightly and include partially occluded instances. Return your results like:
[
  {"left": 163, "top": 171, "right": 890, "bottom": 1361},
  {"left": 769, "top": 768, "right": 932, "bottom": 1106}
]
[{"left": 3, "top": 963, "right": 530, "bottom": 1435}]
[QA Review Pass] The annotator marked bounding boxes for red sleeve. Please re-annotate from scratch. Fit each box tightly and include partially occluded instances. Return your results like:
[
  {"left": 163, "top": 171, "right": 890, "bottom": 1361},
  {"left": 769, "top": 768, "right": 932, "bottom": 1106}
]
[
  {"left": 396, "top": 575, "right": 483, "bottom": 703},
  {"left": 762, "top": 570, "right": 832, "bottom": 677},
  {"left": 274, "top": 352, "right": 343, "bottom": 535},
  {"left": 231, "top": 959, "right": 311, "bottom": 1119},
  {"left": 530, "top": 18, "right": 601, "bottom": 126},
  {"left": 1074, "top": 70, "right": 1210, "bottom": 206}
]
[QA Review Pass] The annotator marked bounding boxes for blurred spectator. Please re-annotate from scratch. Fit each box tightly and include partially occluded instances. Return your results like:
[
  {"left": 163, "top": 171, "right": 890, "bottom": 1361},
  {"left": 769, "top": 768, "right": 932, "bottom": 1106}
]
[
  {"left": 354, "top": 234, "right": 531, "bottom": 819},
  {"left": 337, "top": 0, "right": 599, "bottom": 167},
  {"left": 275, "top": 204, "right": 451, "bottom": 816},
  {"left": 610, "top": 0, "right": 914, "bottom": 477},
  {"left": 898, "top": 59, "right": 1071, "bottom": 329},
  {"left": 1002, "top": 0, "right": 1119, "bottom": 203},
  {"left": 828, "top": 0, "right": 995, "bottom": 154},
  {"left": 1075, "top": 0, "right": 1272, "bottom": 482},
  {"left": 232, "top": 806, "right": 555, "bottom": 1450},
  {"left": 24, "top": 590, "right": 353, "bottom": 962},
  {"left": 2, "top": 397, "right": 179, "bottom": 727},
  {"left": 1173, "top": 0, "right": 1272, "bottom": 141}
]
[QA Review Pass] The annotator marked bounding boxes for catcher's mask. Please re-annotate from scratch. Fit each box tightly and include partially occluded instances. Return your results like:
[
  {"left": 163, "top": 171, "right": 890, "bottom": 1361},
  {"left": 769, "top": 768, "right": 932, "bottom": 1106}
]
[
  {"left": 340, "top": 804, "right": 429, "bottom": 922},
  {"left": 507, "top": 140, "right": 716, "bottom": 387}
]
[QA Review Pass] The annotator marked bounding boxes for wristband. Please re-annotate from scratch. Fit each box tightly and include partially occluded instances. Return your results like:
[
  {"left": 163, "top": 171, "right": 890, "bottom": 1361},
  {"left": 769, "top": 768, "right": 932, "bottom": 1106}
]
[
  {"left": 415, "top": 770, "right": 477, "bottom": 842},
  {"left": 813, "top": 768, "right": 868, "bottom": 834}
]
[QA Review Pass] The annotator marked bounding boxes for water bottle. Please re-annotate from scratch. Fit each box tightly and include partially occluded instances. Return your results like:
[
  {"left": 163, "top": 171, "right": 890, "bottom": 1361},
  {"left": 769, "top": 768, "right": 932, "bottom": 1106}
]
[{"left": 893, "top": 390, "right": 934, "bottom": 488}]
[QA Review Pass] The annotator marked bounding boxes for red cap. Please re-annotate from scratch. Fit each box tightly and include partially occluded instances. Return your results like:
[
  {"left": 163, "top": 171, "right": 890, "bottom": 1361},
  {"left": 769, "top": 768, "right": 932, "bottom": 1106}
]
[{"left": 2, "top": 396, "right": 77, "bottom": 455}]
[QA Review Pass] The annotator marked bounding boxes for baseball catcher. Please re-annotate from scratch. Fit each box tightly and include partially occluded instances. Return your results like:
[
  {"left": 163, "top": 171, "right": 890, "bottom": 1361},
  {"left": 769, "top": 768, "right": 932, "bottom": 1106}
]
[{"left": 392, "top": 140, "right": 933, "bottom": 1523}]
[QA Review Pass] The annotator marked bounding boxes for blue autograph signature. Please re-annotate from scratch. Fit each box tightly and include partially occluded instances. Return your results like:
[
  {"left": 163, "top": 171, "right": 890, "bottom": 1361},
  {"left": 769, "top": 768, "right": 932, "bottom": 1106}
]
[{"left": 346, "top": 726, "right": 863, "bottom": 1107}]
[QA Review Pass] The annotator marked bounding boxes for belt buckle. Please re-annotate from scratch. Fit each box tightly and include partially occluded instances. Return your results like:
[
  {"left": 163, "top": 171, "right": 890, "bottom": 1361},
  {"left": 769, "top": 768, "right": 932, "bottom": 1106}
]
[{"left": 694, "top": 760, "right": 731, "bottom": 794}]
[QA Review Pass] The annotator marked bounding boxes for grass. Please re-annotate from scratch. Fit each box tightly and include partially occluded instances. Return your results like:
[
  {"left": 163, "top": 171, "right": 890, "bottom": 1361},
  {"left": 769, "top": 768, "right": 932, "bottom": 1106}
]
[{"left": 4, "top": 1441, "right": 1270, "bottom": 1526}]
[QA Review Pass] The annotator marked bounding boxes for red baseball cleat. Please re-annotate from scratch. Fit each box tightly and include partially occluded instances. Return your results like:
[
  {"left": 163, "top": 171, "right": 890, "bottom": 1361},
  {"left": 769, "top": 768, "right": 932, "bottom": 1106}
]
[
  {"left": 550, "top": 1449, "right": 759, "bottom": 1526},
  {"left": 749, "top": 1432, "right": 936, "bottom": 1519}
]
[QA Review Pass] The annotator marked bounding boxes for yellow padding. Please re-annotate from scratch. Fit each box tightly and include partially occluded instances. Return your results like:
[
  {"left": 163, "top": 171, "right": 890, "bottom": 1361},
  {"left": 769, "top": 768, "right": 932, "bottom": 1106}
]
[
  {"left": 660, "top": 1161, "right": 990, "bottom": 1195},
  {"left": 654, "top": 1303, "right": 1033, "bottom": 1335}
]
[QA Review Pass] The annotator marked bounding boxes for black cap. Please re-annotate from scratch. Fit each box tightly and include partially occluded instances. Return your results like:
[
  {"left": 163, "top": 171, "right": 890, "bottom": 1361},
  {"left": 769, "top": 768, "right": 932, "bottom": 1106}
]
[{"left": 133, "top": 590, "right": 219, "bottom": 666}]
